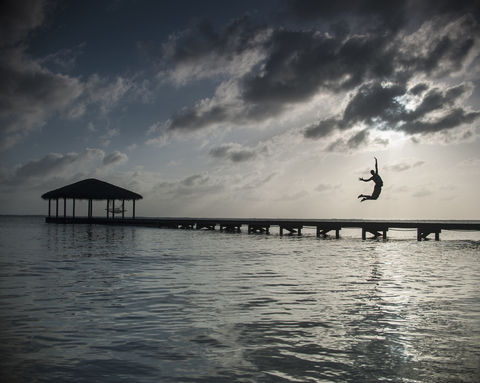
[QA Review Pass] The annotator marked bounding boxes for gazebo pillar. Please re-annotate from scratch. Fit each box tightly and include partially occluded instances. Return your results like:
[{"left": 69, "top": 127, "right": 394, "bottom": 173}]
[
  {"left": 72, "top": 198, "right": 76, "bottom": 219},
  {"left": 64, "top": 198, "right": 67, "bottom": 218},
  {"left": 106, "top": 199, "right": 110, "bottom": 218},
  {"left": 48, "top": 199, "right": 51, "bottom": 218},
  {"left": 56, "top": 198, "right": 59, "bottom": 218},
  {"left": 133, "top": 200, "right": 136, "bottom": 219},
  {"left": 122, "top": 199, "right": 125, "bottom": 219}
]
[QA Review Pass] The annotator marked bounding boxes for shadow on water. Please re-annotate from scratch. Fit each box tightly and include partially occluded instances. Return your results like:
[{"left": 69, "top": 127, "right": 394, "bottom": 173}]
[{"left": 45, "top": 223, "right": 138, "bottom": 258}]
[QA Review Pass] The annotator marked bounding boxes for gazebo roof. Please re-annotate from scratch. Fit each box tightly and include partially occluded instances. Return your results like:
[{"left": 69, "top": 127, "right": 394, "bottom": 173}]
[{"left": 41, "top": 178, "right": 143, "bottom": 201}]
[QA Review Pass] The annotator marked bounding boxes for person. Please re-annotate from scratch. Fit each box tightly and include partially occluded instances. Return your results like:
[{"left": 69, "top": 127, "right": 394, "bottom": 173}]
[{"left": 358, "top": 157, "right": 383, "bottom": 202}]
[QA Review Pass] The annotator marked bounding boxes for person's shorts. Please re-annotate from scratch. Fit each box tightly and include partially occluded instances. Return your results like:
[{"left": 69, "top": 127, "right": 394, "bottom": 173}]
[{"left": 372, "top": 185, "right": 382, "bottom": 199}]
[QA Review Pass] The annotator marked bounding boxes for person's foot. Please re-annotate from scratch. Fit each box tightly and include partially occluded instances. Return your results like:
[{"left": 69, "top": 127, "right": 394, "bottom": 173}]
[
  {"left": 361, "top": 198, "right": 367, "bottom": 202},
  {"left": 358, "top": 194, "right": 363, "bottom": 199}
]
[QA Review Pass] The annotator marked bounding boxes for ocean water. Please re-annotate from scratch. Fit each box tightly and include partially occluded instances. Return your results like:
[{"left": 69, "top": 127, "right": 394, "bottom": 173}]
[{"left": 1, "top": 216, "right": 479, "bottom": 383}]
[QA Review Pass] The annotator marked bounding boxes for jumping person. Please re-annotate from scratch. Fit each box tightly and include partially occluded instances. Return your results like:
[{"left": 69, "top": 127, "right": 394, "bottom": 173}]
[{"left": 358, "top": 157, "right": 383, "bottom": 202}]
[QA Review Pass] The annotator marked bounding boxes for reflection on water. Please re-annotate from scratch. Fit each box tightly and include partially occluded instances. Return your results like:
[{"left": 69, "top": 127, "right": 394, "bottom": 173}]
[{"left": 1, "top": 216, "right": 479, "bottom": 382}]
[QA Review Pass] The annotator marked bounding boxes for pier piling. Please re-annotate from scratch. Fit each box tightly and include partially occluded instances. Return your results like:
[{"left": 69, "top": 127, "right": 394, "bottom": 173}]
[
  {"left": 362, "top": 227, "right": 388, "bottom": 240},
  {"left": 417, "top": 227, "right": 441, "bottom": 241},
  {"left": 279, "top": 225, "right": 302, "bottom": 236},
  {"left": 316, "top": 226, "right": 341, "bottom": 238},
  {"left": 248, "top": 224, "right": 270, "bottom": 234}
]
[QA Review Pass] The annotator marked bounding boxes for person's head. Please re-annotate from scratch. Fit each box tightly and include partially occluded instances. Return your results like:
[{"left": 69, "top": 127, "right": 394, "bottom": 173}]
[{"left": 370, "top": 170, "right": 375, "bottom": 175}]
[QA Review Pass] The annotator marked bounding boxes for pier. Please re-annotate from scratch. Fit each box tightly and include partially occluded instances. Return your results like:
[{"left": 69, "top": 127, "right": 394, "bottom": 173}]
[{"left": 44, "top": 217, "right": 480, "bottom": 241}]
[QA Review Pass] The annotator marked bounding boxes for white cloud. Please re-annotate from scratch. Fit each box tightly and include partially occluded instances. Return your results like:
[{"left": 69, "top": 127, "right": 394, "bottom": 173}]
[
  {"left": 39, "top": 42, "right": 86, "bottom": 73},
  {"left": 276, "top": 190, "right": 309, "bottom": 201},
  {"left": 85, "top": 75, "right": 133, "bottom": 114},
  {"left": 458, "top": 157, "right": 480, "bottom": 167},
  {"left": 103, "top": 151, "right": 128, "bottom": 167},
  {"left": 384, "top": 158, "right": 426, "bottom": 172},
  {"left": 315, "top": 183, "right": 341, "bottom": 192},
  {"left": 127, "top": 143, "right": 138, "bottom": 151},
  {"left": 412, "top": 188, "right": 434, "bottom": 198}
]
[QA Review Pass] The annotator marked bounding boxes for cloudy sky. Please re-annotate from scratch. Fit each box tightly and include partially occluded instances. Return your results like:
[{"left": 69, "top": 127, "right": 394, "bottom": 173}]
[{"left": 1, "top": 0, "right": 480, "bottom": 219}]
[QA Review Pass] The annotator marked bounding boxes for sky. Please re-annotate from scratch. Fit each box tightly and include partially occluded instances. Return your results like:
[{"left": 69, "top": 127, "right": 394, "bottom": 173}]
[{"left": 1, "top": 0, "right": 480, "bottom": 220}]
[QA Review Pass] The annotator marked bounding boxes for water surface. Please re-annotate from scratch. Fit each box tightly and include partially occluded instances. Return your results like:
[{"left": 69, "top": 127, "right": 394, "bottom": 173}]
[{"left": 1, "top": 216, "right": 479, "bottom": 382}]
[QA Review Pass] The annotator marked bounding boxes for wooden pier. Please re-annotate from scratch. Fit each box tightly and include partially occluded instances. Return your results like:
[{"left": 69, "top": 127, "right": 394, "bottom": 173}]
[{"left": 45, "top": 217, "right": 480, "bottom": 241}]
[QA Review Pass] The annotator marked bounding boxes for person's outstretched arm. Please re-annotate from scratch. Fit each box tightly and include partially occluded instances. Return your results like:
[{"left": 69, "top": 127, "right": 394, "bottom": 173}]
[
  {"left": 359, "top": 176, "right": 372, "bottom": 182},
  {"left": 374, "top": 157, "right": 378, "bottom": 175}
]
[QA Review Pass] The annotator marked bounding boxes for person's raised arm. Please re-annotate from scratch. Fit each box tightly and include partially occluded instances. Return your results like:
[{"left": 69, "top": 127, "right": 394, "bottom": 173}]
[{"left": 374, "top": 157, "right": 378, "bottom": 175}]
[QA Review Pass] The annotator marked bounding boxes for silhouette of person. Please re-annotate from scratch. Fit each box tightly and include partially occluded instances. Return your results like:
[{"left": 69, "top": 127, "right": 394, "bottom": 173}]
[{"left": 358, "top": 157, "right": 383, "bottom": 202}]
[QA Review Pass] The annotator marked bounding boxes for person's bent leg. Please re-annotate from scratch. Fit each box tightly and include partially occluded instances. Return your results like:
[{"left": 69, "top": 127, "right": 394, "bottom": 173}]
[{"left": 371, "top": 186, "right": 381, "bottom": 200}]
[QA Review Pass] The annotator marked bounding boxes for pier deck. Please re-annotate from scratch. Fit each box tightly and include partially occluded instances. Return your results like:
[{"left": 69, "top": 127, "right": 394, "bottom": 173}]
[{"left": 45, "top": 217, "right": 480, "bottom": 240}]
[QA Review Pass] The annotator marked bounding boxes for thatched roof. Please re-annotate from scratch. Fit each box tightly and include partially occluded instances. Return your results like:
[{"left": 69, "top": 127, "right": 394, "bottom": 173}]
[{"left": 41, "top": 178, "right": 143, "bottom": 201}]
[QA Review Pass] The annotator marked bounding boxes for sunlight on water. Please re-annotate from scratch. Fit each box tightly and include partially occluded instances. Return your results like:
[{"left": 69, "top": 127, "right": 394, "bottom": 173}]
[{"left": 0, "top": 216, "right": 479, "bottom": 382}]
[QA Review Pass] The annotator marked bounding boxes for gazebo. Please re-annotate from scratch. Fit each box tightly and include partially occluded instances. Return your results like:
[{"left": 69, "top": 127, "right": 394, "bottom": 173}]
[{"left": 41, "top": 178, "right": 143, "bottom": 220}]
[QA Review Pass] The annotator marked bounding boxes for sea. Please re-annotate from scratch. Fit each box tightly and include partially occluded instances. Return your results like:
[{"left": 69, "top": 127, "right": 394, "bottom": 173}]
[{"left": 1, "top": 215, "right": 479, "bottom": 383}]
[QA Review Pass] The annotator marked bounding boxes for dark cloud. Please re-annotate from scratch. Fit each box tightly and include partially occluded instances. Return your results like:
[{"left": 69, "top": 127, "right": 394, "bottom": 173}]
[
  {"left": 398, "top": 19, "right": 477, "bottom": 78},
  {"left": 241, "top": 30, "right": 396, "bottom": 105},
  {"left": 0, "top": 47, "right": 84, "bottom": 149},
  {"left": 286, "top": 0, "right": 480, "bottom": 32},
  {"left": 1, "top": 149, "right": 128, "bottom": 190},
  {"left": 182, "top": 173, "right": 210, "bottom": 187},
  {"left": 242, "top": 13, "right": 478, "bottom": 106},
  {"left": 15, "top": 153, "right": 79, "bottom": 179},
  {"left": 1, "top": 149, "right": 105, "bottom": 187},
  {"left": 169, "top": 105, "right": 231, "bottom": 132},
  {"left": 341, "top": 82, "right": 407, "bottom": 128},
  {"left": 401, "top": 108, "right": 480, "bottom": 134},
  {"left": 163, "top": 4, "right": 479, "bottom": 137},
  {"left": 102, "top": 151, "right": 128, "bottom": 166},
  {"left": 286, "top": 0, "right": 409, "bottom": 29},
  {"left": 208, "top": 144, "right": 258, "bottom": 162},
  {"left": 326, "top": 129, "right": 371, "bottom": 152},
  {"left": 409, "top": 83, "right": 429, "bottom": 96},
  {"left": 165, "top": 15, "right": 264, "bottom": 65},
  {"left": 0, "top": 1, "right": 84, "bottom": 150},
  {"left": 0, "top": 1, "right": 153, "bottom": 151},
  {"left": 209, "top": 145, "right": 231, "bottom": 158},
  {"left": 167, "top": 101, "right": 283, "bottom": 134},
  {"left": 304, "top": 117, "right": 338, "bottom": 139},
  {"left": 0, "top": 0, "right": 51, "bottom": 45},
  {"left": 305, "top": 81, "right": 480, "bottom": 140},
  {"left": 0, "top": 48, "right": 83, "bottom": 116},
  {"left": 155, "top": 172, "right": 223, "bottom": 198}
]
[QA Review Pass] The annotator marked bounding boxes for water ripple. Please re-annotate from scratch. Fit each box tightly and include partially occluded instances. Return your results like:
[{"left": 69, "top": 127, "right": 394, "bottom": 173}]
[{"left": 1, "top": 216, "right": 479, "bottom": 382}]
